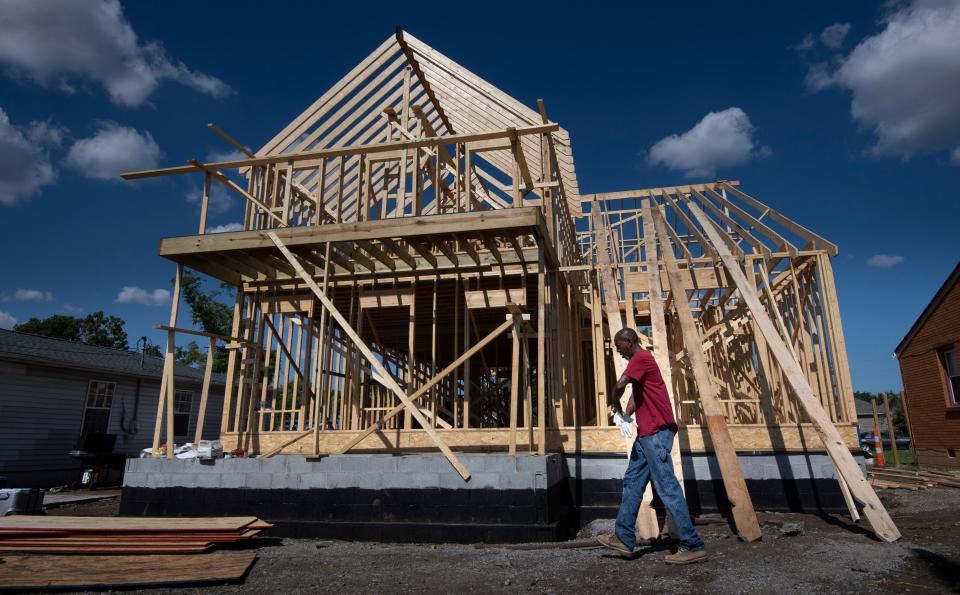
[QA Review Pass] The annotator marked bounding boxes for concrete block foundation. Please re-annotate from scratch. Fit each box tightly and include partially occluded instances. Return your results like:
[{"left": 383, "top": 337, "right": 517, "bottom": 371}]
[{"left": 120, "top": 451, "right": 864, "bottom": 543}]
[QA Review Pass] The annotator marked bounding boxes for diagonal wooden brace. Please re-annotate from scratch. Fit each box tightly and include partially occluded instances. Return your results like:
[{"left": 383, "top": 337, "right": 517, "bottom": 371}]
[
  {"left": 267, "top": 231, "right": 471, "bottom": 480},
  {"left": 338, "top": 317, "right": 515, "bottom": 454}
]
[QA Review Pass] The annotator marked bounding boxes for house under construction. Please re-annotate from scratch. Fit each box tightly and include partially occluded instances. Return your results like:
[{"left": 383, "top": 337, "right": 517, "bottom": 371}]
[{"left": 120, "top": 30, "right": 899, "bottom": 544}]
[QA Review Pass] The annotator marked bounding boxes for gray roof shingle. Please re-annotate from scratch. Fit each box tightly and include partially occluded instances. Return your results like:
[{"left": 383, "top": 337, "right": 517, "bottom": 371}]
[{"left": 0, "top": 329, "right": 226, "bottom": 384}]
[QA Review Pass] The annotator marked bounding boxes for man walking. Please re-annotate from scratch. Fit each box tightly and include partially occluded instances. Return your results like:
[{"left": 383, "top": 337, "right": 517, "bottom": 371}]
[{"left": 597, "top": 328, "right": 707, "bottom": 564}]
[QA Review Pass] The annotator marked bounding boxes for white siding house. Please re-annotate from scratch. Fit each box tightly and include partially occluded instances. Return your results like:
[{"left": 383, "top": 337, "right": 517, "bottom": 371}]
[{"left": 0, "top": 330, "right": 225, "bottom": 488}]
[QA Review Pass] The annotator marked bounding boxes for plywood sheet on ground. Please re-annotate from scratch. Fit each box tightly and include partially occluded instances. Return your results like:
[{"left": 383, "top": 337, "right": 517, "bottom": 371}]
[{"left": 0, "top": 552, "right": 256, "bottom": 590}]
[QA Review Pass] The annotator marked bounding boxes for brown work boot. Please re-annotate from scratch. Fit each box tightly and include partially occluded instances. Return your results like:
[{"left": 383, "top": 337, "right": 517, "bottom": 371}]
[
  {"left": 596, "top": 533, "right": 632, "bottom": 555},
  {"left": 664, "top": 547, "right": 707, "bottom": 565}
]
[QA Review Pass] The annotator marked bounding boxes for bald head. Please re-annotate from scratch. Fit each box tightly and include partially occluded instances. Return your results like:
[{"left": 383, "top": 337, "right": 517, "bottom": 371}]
[{"left": 613, "top": 327, "right": 641, "bottom": 360}]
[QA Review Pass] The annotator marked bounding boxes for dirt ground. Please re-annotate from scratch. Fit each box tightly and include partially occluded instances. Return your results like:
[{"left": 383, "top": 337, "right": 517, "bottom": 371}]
[{"left": 35, "top": 487, "right": 960, "bottom": 594}]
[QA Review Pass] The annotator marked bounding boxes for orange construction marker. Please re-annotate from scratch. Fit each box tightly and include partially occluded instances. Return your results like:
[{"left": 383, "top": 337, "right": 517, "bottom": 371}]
[{"left": 873, "top": 428, "right": 886, "bottom": 467}]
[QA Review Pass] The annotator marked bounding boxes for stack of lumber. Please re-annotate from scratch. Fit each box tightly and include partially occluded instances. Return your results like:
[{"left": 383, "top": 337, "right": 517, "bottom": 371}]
[
  {"left": 0, "top": 516, "right": 271, "bottom": 554},
  {"left": 0, "top": 552, "right": 257, "bottom": 591},
  {"left": 868, "top": 467, "right": 960, "bottom": 490}
]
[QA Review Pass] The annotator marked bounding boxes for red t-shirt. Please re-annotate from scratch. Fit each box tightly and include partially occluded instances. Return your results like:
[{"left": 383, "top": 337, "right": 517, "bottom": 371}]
[{"left": 624, "top": 349, "right": 677, "bottom": 437}]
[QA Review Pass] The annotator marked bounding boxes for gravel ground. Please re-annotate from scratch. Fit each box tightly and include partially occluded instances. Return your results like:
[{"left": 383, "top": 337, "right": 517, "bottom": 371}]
[{"left": 34, "top": 487, "right": 960, "bottom": 594}]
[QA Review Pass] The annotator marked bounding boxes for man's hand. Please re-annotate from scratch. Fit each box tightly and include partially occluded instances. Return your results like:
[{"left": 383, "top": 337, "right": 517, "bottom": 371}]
[{"left": 612, "top": 410, "right": 634, "bottom": 439}]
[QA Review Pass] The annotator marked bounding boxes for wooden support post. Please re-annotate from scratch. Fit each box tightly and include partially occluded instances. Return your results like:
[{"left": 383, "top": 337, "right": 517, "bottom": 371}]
[
  {"left": 509, "top": 313, "right": 521, "bottom": 455},
  {"left": 221, "top": 289, "right": 244, "bottom": 435},
  {"left": 155, "top": 264, "right": 183, "bottom": 459},
  {"left": 686, "top": 202, "right": 900, "bottom": 542},
  {"left": 463, "top": 281, "right": 472, "bottom": 428},
  {"left": 537, "top": 248, "right": 547, "bottom": 455},
  {"left": 882, "top": 393, "right": 900, "bottom": 467},
  {"left": 267, "top": 232, "right": 471, "bottom": 480},
  {"left": 899, "top": 390, "right": 917, "bottom": 463},
  {"left": 193, "top": 336, "right": 216, "bottom": 445}
]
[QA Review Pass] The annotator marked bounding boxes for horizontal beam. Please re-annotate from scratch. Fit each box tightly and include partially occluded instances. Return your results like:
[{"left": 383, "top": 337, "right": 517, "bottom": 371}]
[
  {"left": 153, "top": 324, "right": 247, "bottom": 344},
  {"left": 159, "top": 208, "right": 546, "bottom": 258},
  {"left": 582, "top": 180, "right": 740, "bottom": 203},
  {"left": 120, "top": 124, "right": 560, "bottom": 180}
]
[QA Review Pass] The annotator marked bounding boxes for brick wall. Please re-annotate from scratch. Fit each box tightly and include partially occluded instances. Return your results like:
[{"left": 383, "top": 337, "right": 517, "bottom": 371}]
[{"left": 898, "top": 278, "right": 960, "bottom": 469}]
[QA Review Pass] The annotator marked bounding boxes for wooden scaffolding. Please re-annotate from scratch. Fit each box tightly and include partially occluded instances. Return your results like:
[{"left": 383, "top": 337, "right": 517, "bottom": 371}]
[{"left": 123, "top": 30, "right": 899, "bottom": 541}]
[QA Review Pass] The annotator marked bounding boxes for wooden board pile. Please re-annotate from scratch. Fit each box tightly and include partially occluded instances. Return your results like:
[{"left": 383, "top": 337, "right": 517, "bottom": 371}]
[
  {"left": 0, "top": 516, "right": 271, "bottom": 554},
  {"left": 0, "top": 552, "right": 257, "bottom": 591},
  {"left": 868, "top": 467, "right": 960, "bottom": 490}
]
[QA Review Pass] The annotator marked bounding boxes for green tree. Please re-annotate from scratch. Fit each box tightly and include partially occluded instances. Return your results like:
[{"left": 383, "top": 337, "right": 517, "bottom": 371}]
[
  {"left": 13, "top": 315, "right": 82, "bottom": 342},
  {"left": 79, "top": 311, "right": 128, "bottom": 349},
  {"left": 14, "top": 311, "right": 128, "bottom": 349},
  {"left": 181, "top": 270, "right": 232, "bottom": 336},
  {"left": 178, "top": 269, "right": 235, "bottom": 373},
  {"left": 175, "top": 340, "right": 208, "bottom": 368}
]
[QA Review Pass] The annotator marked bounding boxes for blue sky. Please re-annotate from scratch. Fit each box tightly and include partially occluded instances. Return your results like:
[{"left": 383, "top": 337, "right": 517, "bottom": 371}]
[{"left": 0, "top": 1, "right": 957, "bottom": 392}]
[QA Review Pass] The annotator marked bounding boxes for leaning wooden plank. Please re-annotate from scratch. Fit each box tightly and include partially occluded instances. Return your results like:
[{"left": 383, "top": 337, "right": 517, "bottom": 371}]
[
  {"left": 686, "top": 201, "right": 900, "bottom": 543},
  {"left": 590, "top": 207, "right": 660, "bottom": 541},
  {"left": 266, "top": 232, "right": 471, "bottom": 481},
  {"left": 0, "top": 552, "right": 256, "bottom": 590},
  {"left": 651, "top": 208, "right": 763, "bottom": 543}
]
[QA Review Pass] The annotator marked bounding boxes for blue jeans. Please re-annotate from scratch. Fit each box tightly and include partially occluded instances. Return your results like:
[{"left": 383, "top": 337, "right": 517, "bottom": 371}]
[{"left": 615, "top": 427, "right": 705, "bottom": 551}]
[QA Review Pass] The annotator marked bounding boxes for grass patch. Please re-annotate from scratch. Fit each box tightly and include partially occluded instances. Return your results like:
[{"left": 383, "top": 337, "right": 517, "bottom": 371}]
[{"left": 880, "top": 447, "right": 918, "bottom": 470}]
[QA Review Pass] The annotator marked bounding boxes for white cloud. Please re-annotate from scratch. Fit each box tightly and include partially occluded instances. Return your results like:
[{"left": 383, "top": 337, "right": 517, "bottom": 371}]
[
  {"left": 804, "top": 62, "right": 836, "bottom": 92},
  {"left": 185, "top": 183, "right": 233, "bottom": 214},
  {"left": 13, "top": 288, "right": 52, "bottom": 302},
  {"left": 807, "top": 1, "right": 960, "bottom": 160},
  {"left": 0, "top": 0, "right": 231, "bottom": 107},
  {"left": 206, "top": 222, "right": 245, "bottom": 234},
  {"left": 867, "top": 254, "right": 905, "bottom": 268},
  {"left": 65, "top": 123, "right": 161, "bottom": 180},
  {"left": 794, "top": 33, "right": 816, "bottom": 51},
  {"left": 820, "top": 23, "right": 852, "bottom": 49},
  {"left": 115, "top": 286, "right": 171, "bottom": 306},
  {"left": 647, "top": 108, "right": 766, "bottom": 178},
  {"left": 0, "top": 310, "right": 16, "bottom": 329},
  {"left": 0, "top": 106, "right": 59, "bottom": 205},
  {"left": 62, "top": 303, "right": 84, "bottom": 314}
]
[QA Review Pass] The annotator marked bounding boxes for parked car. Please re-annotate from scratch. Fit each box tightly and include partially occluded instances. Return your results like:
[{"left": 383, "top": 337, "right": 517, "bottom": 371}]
[{"left": 858, "top": 431, "right": 911, "bottom": 455}]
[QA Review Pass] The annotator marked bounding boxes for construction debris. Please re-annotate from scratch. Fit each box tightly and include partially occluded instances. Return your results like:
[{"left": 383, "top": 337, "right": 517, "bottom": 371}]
[{"left": 868, "top": 467, "right": 960, "bottom": 490}]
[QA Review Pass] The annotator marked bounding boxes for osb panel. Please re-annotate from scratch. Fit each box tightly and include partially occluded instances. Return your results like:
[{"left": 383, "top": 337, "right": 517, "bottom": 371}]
[{"left": 221, "top": 423, "right": 857, "bottom": 455}]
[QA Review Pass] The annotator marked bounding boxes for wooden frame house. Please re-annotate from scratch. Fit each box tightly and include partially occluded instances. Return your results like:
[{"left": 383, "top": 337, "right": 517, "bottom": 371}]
[{"left": 122, "top": 30, "right": 898, "bottom": 542}]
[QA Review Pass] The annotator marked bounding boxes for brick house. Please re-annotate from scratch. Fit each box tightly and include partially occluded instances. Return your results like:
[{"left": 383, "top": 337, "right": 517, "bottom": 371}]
[{"left": 894, "top": 262, "right": 960, "bottom": 469}]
